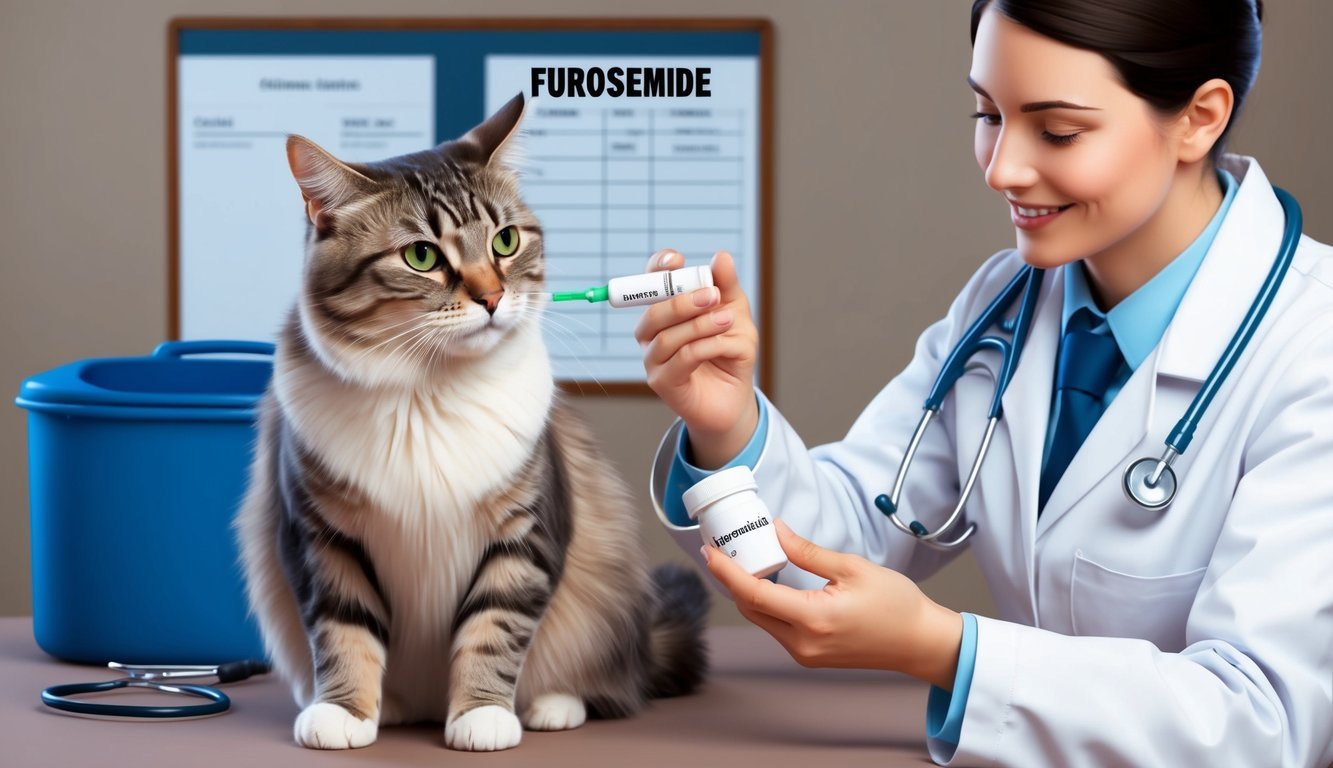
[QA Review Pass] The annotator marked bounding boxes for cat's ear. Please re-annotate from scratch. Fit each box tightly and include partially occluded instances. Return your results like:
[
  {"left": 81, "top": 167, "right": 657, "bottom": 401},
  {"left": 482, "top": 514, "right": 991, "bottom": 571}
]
[
  {"left": 286, "top": 135, "right": 376, "bottom": 225},
  {"left": 458, "top": 92, "right": 528, "bottom": 171}
]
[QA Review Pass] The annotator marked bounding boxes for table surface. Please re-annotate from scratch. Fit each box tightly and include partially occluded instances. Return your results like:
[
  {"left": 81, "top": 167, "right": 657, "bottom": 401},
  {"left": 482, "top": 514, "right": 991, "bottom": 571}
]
[{"left": 2, "top": 617, "right": 935, "bottom": 767}]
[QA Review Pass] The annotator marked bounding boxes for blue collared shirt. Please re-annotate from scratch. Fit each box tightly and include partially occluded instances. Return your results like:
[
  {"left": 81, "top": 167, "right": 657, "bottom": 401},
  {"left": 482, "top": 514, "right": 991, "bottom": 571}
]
[{"left": 664, "top": 169, "right": 1238, "bottom": 751}]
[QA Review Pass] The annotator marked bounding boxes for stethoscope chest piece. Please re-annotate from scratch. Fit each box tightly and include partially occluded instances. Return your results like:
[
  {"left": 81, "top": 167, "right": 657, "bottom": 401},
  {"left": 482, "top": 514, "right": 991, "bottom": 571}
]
[{"left": 1122, "top": 456, "right": 1177, "bottom": 510}]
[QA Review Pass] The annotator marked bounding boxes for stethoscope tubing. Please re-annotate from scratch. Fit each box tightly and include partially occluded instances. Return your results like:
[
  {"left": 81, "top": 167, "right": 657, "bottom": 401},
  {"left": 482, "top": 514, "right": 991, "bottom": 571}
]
[
  {"left": 1119, "top": 187, "right": 1301, "bottom": 508},
  {"left": 1164, "top": 186, "right": 1301, "bottom": 456},
  {"left": 885, "top": 186, "right": 1302, "bottom": 540},
  {"left": 40, "top": 659, "right": 268, "bottom": 720},
  {"left": 41, "top": 679, "right": 231, "bottom": 719}
]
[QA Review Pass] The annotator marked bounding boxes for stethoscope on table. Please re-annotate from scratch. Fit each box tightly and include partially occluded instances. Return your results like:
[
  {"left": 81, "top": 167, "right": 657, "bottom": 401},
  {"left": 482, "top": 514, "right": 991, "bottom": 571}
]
[
  {"left": 875, "top": 187, "right": 1302, "bottom": 551},
  {"left": 42, "top": 659, "right": 269, "bottom": 719}
]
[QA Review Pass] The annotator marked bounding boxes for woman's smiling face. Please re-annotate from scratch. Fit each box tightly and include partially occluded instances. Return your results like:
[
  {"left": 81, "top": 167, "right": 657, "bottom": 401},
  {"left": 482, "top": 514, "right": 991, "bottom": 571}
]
[{"left": 970, "top": 7, "right": 1183, "bottom": 270}]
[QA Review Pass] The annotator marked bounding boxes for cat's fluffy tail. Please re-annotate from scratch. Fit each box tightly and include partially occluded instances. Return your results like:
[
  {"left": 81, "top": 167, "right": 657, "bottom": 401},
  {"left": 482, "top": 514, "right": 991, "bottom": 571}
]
[{"left": 644, "top": 563, "right": 710, "bottom": 698}]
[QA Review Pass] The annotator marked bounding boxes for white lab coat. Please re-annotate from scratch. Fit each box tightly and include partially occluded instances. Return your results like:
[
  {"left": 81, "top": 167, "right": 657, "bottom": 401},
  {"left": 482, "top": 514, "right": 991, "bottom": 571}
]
[{"left": 649, "top": 155, "right": 1333, "bottom": 767}]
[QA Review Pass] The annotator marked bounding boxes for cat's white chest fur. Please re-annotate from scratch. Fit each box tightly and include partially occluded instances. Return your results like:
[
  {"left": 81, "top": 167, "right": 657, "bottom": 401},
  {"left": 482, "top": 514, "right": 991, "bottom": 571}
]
[{"left": 276, "top": 324, "right": 555, "bottom": 520}]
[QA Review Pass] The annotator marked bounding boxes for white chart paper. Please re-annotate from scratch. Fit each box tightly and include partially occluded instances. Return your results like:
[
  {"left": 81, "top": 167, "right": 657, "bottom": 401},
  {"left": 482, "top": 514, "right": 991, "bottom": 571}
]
[
  {"left": 486, "top": 56, "right": 760, "bottom": 385},
  {"left": 178, "top": 56, "right": 434, "bottom": 341}
]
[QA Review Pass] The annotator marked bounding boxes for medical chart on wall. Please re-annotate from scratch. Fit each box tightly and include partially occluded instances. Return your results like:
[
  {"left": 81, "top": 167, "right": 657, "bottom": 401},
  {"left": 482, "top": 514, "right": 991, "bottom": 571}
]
[
  {"left": 173, "top": 25, "right": 767, "bottom": 389},
  {"left": 485, "top": 56, "right": 760, "bottom": 385},
  {"left": 178, "top": 56, "right": 435, "bottom": 342}
]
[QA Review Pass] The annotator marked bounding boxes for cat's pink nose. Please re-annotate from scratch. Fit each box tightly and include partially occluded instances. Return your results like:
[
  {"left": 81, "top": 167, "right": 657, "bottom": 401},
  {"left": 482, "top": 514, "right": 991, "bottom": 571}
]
[{"left": 474, "top": 289, "right": 504, "bottom": 316}]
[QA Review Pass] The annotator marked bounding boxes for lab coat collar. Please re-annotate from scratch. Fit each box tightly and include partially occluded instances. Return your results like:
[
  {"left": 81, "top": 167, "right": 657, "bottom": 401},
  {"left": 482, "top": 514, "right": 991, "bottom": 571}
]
[
  {"left": 1156, "top": 155, "right": 1285, "bottom": 383},
  {"left": 1035, "top": 155, "right": 1284, "bottom": 533}
]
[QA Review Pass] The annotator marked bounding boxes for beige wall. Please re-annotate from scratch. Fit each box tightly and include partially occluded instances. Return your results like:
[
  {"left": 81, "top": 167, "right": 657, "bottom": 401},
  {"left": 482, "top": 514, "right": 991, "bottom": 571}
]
[{"left": 2, "top": 0, "right": 1331, "bottom": 628}]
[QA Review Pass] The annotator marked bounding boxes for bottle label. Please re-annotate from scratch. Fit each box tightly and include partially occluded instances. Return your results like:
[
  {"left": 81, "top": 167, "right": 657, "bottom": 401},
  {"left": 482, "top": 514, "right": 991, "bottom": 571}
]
[
  {"left": 711, "top": 515, "right": 771, "bottom": 548},
  {"left": 619, "top": 289, "right": 660, "bottom": 303}
]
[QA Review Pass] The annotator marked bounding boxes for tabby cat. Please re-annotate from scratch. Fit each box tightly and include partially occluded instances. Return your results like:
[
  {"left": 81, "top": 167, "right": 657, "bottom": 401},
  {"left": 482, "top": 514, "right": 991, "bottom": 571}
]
[{"left": 234, "top": 93, "right": 708, "bottom": 751}]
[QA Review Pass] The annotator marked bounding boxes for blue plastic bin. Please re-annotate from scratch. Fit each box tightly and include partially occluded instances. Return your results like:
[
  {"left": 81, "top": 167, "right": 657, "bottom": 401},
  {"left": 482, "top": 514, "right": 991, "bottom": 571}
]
[{"left": 15, "top": 340, "right": 274, "bottom": 665}]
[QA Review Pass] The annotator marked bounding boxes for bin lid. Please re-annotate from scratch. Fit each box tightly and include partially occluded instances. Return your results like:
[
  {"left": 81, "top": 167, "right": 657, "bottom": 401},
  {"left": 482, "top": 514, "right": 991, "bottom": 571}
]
[{"left": 15, "top": 340, "right": 274, "bottom": 412}]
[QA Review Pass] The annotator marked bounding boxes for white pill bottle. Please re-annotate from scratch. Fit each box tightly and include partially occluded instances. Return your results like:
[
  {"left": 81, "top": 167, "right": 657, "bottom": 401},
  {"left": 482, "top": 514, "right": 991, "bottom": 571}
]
[{"left": 683, "top": 466, "right": 788, "bottom": 578}]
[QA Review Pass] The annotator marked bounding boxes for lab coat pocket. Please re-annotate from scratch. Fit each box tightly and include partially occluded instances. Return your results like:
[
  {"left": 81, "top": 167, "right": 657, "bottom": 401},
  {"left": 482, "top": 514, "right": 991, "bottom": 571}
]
[{"left": 1069, "top": 550, "right": 1207, "bottom": 652}]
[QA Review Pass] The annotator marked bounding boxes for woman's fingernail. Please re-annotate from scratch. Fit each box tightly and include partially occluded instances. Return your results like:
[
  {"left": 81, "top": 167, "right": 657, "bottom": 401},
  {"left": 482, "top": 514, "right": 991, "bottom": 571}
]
[
  {"left": 713, "top": 309, "right": 734, "bottom": 326},
  {"left": 658, "top": 251, "right": 679, "bottom": 268},
  {"left": 700, "top": 545, "right": 712, "bottom": 563},
  {"left": 693, "top": 287, "right": 718, "bottom": 307}
]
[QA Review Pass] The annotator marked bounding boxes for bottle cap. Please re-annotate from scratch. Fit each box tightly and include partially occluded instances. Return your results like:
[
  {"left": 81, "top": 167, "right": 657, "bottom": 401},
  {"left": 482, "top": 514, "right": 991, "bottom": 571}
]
[
  {"left": 687, "top": 265, "right": 715, "bottom": 290},
  {"left": 682, "top": 465, "right": 759, "bottom": 520}
]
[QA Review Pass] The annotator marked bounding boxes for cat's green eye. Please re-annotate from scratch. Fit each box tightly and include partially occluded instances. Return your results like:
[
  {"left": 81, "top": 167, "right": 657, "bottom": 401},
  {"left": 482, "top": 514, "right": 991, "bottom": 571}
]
[
  {"left": 403, "top": 241, "right": 440, "bottom": 272},
  {"left": 492, "top": 226, "right": 520, "bottom": 258}
]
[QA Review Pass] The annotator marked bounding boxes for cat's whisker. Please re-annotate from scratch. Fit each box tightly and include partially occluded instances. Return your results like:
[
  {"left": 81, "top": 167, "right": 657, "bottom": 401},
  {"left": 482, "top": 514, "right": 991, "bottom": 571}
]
[
  {"left": 525, "top": 305, "right": 605, "bottom": 339},
  {"left": 375, "top": 311, "right": 442, "bottom": 334},
  {"left": 402, "top": 326, "right": 446, "bottom": 375},
  {"left": 390, "top": 332, "right": 428, "bottom": 375},
  {"left": 374, "top": 324, "right": 433, "bottom": 379},
  {"left": 422, "top": 333, "right": 449, "bottom": 377},
  {"left": 526, "top": 308, "right": 586, "bottom": 341},
  {"left": 413, "top": 324, "right": 464, "bottom": 376},
  {"left": 530, "top": 314, "right": 599, "bottom": 361},
  {"left": 539, "top": 330, "right": 611, "bottom": 397},
  {"left": 368, "top": 309, "right": 445, "bottom": 337},
  {"left": 326, "top": 314, "right": 428, "bottom": 355},
  {"left": 522, "top": 308, "right": 619, "bottom": 397},
  {"left": 537, "top": 328, "right": 595, "bottom": 366},
  {"left": 336, "top": 311, "right": 425, "bottom": 346},
  {"left": 389, "top": 325, "right": 441, "bottom": 375},
  {"left": 348, "top": 317, "right": 437, "bottom": 367}
]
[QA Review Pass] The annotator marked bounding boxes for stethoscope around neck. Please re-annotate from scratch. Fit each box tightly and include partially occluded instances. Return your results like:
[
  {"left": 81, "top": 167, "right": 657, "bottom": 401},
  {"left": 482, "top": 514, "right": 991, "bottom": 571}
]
[{"left": 874, "top": 187, "right": 1302, "bottom": 551}]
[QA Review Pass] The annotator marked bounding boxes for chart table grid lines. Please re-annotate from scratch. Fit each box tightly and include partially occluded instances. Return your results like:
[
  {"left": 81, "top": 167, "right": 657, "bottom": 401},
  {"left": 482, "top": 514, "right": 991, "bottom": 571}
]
[{"left": 489, "top": 55, "right": 760, "bottom": 385}]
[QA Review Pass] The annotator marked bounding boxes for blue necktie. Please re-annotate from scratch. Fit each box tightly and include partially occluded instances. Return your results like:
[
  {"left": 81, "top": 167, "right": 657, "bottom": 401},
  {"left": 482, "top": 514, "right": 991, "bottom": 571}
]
[{"left": 1038, "top": 310, "right": 1125, "bottom": 513}]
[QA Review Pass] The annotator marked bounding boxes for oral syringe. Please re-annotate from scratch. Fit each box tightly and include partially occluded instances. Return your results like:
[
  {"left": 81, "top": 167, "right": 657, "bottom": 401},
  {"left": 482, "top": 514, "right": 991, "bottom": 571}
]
[{"left": 544, "top": 266, "right": 714, "bottom": 308}]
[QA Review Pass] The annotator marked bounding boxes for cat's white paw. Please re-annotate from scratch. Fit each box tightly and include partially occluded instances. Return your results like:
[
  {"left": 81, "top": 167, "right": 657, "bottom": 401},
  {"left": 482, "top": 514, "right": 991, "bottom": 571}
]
[
  {"left": 293, "top": 702, "right": 378, "bottom": 749},
  {"left": 523, "top": 693, "right": 586, "bottom": 731},
  {"left": 445, "top": 705, "right": 523, "bottom": 751}
]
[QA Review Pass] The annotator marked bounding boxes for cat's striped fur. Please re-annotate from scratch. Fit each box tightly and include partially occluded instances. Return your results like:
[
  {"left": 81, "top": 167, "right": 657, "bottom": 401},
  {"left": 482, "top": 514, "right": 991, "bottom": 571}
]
[{"left": 235, "top": 94, "right": 708, "bottom": 751}]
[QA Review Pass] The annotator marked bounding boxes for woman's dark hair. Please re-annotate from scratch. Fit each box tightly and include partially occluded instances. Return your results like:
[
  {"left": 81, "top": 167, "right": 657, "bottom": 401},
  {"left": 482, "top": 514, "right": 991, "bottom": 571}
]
[{"left": 970, "top": 0, "right": 1264, "bottom": 162}]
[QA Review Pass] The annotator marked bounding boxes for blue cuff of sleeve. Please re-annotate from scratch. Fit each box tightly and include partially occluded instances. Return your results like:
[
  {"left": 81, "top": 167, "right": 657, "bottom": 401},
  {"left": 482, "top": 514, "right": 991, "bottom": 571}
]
[
  {"left": 661, "top": 394, "right": 769, "bottom": 527},
  {"left": 925, "top": 612, "right": 978, "bottom": 747}
]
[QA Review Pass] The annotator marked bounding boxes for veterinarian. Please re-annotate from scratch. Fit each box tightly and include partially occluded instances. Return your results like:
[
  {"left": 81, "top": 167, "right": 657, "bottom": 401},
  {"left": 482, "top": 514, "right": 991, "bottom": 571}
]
[{"left": 639, "top": 1, "right": 1333, "bottom": 764}]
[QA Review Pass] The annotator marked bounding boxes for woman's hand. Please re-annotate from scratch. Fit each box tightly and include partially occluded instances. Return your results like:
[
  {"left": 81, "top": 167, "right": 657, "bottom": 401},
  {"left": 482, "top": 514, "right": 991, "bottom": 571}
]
[
  {"left": 702, "top": 519, "right": 965, "bottom": 690},
  {"left": 635, "top": 249, "right": 759, "bottom": 469}
]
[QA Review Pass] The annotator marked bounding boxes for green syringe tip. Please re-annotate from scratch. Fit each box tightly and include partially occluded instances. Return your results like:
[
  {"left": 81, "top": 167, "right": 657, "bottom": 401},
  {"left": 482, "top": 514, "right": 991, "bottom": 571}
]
[{"left": 551, "top": 285, "right": 609, "bottom": 303}]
